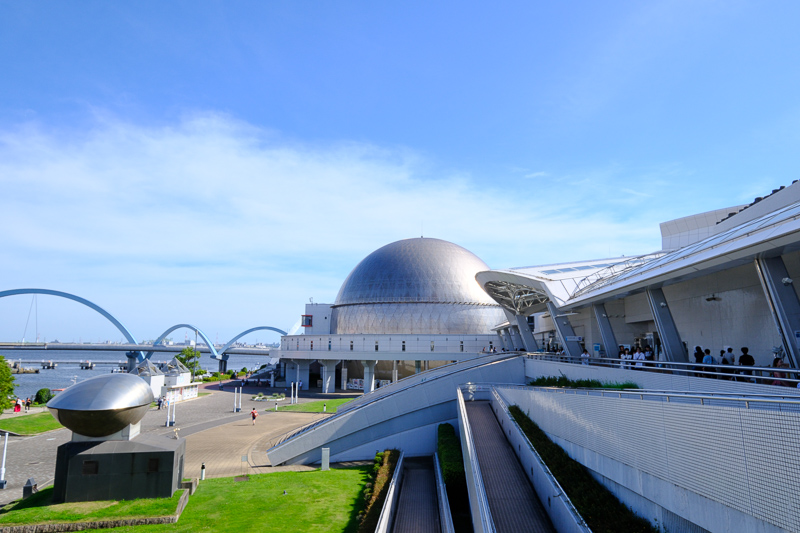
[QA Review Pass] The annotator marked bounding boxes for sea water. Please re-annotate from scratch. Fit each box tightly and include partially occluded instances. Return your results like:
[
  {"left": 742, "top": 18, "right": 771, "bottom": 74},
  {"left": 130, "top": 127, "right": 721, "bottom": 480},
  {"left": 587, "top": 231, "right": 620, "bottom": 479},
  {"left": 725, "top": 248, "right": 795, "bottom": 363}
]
[{"left": 1, "top": 349, "right": 275, "bottom": 401}]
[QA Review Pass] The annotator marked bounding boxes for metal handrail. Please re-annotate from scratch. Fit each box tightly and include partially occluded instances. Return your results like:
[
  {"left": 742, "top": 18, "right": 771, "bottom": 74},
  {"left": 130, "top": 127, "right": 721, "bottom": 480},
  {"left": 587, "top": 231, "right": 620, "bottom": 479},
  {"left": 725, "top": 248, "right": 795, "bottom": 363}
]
[
  {"left": 456, "top": 387, "right": 496, "bottom": 533},
  {"left": 269, "top": 354, "right": 521, "bottom": 453},
  {"left": 433, "top": 452, "right": 456, "bottom": 533},
  {"left": 338, "top": 353, "right": 518, "bottom": 415},
  {"left": 496, "top": 384, "right": 800, "bottom": 408},
  {"left": 526, "top": 352, "right": 800, "bottom": 386}
]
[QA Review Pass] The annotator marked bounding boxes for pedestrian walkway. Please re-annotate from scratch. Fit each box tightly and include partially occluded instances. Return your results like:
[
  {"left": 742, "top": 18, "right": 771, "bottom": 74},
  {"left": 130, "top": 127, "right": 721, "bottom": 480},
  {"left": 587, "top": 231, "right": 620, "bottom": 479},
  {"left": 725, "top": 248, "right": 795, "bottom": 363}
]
[
  {"left": 393, "top": 456, "right": 440, "bottom": 533},
  {"left": 465, "top": 401, "right": 554, "bottom": 533},
  {"left": 0, "top": 382, "right": 357, "bottom": 505}
]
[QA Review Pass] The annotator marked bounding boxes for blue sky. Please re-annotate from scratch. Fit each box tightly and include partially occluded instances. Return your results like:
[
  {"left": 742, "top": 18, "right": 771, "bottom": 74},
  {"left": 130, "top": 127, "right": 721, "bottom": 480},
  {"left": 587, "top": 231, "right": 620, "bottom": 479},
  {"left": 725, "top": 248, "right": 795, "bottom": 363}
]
[{"left": 1, "top": 0, "right": 799, "bottom": 343}]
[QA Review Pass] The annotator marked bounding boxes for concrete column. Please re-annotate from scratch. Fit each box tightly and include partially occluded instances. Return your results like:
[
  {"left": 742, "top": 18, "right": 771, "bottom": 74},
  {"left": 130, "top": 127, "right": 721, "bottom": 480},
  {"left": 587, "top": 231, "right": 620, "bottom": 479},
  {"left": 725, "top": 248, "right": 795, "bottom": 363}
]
[
  {"left": 756, "top": 256, "right": 800, "bottom": 368},
  {"left": 496, "top": 331, "right": 508, "bottom": 351},
  {"left": 645, "top": 288, "right": 688, "bottom": 363},
  {"left": 546, "top": 302, "right": 582, "bottom": 359},
  {"left": 361, "top": 360, "right": 377, "bottom": 393},
  {"left": 392, "top": 360, "right": 398, "bottom": 382},
  {"left": 218, "top": 358, "right": 228, "bottom": 374},
  {"left": 319, "top": 359, "right": 339, "bottom": 394},
  {"left": 508, "top": 326, "right": 523, "bottom": 351},
  {"left": 293, "top": 360, "right": 311, "bottom": 390},
  {"left": 514, "top": 315, "right": 540, "bottom": 352},
  {"left": 126, "top": 351, "right": 138, "bottom": 372},
  {"left": 593, "top": 303, "right": 618, "bottom": 358},
  {"left": 340, "top": 364, "right": 348, "bottom": 391}
]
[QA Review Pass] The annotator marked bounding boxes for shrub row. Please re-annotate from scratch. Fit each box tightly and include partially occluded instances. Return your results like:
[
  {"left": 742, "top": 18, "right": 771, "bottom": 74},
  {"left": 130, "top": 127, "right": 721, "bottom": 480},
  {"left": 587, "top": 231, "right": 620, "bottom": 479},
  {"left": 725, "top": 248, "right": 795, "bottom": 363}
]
[
  {"left": 437, "top": 423, "right": 465, "bottom": 487},
  {"left": 437, "top": 423, "right": 472, "bottom": 533},
  {"left": 528, "top": 375, "right": 638, "bottom": 390},
  {"left": 357, "top": 449, "right": 399, "bottom": 533},
  {"left": 509, "top": 405, "right": 656, "bottom": 533}
]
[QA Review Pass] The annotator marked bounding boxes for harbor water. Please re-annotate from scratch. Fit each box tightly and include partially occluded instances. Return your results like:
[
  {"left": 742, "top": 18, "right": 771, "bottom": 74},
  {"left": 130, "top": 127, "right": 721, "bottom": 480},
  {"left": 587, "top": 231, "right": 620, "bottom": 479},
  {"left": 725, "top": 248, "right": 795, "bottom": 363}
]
[{"left": 1, "top": 349, "right": 276, "bottom": 401}]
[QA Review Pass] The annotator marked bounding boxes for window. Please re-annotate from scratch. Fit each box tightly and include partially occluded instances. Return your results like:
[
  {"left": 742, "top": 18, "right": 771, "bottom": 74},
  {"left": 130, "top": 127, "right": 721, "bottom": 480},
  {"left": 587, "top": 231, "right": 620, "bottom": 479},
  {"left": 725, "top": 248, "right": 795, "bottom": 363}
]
[
  {"left": 82, "top": 461, "right": 99, "bottom": 475},
  {"left": 460, "top": 341, "right": 464, "bottom": 352},
  {"left": 301, "top": 315, "right": 313, "bottom": 327},
  {"left": 328, "top": 340, "right": 332, "bottom": 351},
  {"left": 401, "top": 341, "right": 406, "bottom": 352},
  {"left": 350, "top": 341, "right": 354, "bottom": 351},
  {"left": 375, "top": 341, "right": 379, "bottom": 351},
  {"left": 430, "top": 341, "right": 435, "bottom": 352},
  {"left": 310, "top": 341, "right": 313, "bottom": 351}
]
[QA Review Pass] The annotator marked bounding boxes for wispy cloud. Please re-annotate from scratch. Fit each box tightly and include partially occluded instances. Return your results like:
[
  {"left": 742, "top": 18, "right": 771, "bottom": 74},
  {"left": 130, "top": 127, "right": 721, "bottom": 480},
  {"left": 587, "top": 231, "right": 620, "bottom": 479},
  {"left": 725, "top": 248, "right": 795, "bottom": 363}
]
[{"left": 0, "top": 112, "right": 679, "bottom": 340}]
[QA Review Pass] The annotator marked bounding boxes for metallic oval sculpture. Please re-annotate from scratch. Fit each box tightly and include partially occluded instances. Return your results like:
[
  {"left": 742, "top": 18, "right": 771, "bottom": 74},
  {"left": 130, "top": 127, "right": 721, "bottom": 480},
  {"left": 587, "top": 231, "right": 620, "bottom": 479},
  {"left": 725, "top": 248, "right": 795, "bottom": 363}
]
[{"left": 47, "top": 373, "right": 154, "bottom": 437}]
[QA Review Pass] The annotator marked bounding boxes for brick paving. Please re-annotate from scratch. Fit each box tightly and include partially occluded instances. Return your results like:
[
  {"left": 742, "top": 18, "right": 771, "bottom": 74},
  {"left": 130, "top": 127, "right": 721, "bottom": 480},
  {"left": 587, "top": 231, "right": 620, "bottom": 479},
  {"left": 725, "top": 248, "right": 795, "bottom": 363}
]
[
  {"left": 465, "top": 401, "right": 554, "bottom": 533},
  {"left": 0, "top": 381, "right": 359, "bottom": 505}
]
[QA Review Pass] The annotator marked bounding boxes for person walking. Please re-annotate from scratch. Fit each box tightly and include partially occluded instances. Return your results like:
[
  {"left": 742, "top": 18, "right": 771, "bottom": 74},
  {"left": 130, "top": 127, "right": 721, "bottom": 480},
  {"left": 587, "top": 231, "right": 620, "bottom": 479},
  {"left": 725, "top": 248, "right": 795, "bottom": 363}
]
[
  {"left": 24, "top": 397, "right": 31, "bottom": 412},
  {"left": 251, "top": 408, "right": 259, "bottom": 425}
]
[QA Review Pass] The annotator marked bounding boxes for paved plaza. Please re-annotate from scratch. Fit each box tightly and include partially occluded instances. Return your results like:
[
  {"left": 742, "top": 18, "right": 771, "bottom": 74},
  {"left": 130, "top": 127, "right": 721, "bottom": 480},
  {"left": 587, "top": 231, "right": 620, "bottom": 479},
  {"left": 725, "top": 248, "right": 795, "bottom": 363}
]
[{"left": 0, "top": 381, "right": 360, "bottom": 505}]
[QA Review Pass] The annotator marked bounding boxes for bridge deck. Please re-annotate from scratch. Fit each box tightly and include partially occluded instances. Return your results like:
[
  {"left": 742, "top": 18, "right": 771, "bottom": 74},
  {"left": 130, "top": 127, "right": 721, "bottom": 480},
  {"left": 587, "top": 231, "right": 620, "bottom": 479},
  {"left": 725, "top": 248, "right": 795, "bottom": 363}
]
[
  {"left": 465, "top": 401, "right": 554, "bottom": 533},
  {"left": 392, "top": 457, "right": 440, "bottom": 533}
]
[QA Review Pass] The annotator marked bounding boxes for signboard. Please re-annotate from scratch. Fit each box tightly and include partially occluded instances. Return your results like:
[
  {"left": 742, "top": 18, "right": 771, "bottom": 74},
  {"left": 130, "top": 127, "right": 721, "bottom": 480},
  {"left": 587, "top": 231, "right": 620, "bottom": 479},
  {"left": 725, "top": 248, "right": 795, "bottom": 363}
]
[{"left": 565, "top": 336, "right": 583, "bottom": 342}]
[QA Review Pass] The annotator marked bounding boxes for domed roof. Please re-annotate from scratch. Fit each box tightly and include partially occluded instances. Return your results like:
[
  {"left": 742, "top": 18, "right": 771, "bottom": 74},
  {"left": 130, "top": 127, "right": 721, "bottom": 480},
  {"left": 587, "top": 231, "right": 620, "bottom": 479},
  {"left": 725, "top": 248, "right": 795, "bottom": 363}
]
[
  {"left": 331, "top": 238, "right": 505, "bottom": 335},
  {"left": 335, "top": 237, "right": 497, "bottom": 306}
]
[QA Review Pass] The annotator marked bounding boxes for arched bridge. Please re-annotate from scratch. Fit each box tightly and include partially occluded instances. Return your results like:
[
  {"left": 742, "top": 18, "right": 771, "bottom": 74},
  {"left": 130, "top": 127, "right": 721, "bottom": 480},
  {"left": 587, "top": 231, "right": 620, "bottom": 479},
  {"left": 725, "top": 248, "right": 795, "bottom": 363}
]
[{"left": 0, "top": 289, "right": 286, "bottom": 369}]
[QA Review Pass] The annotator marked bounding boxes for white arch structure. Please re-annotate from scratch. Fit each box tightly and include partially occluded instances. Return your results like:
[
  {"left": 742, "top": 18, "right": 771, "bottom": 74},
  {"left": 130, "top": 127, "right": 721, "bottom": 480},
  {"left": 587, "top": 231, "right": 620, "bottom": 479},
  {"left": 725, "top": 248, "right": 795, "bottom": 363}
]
[{"left": 0, "top": 288, "right": 145, "bottom": 360}]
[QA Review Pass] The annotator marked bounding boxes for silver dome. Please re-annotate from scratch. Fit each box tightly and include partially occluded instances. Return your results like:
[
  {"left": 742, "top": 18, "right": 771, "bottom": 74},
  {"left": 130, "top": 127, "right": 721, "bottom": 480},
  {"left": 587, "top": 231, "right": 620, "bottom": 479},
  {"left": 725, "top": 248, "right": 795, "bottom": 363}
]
[
  {"left": 331, "top": 238, "right": 505, "bottom": 334},
  {"left": 47, "top": 373, "right": 154, "bottom": 437}
]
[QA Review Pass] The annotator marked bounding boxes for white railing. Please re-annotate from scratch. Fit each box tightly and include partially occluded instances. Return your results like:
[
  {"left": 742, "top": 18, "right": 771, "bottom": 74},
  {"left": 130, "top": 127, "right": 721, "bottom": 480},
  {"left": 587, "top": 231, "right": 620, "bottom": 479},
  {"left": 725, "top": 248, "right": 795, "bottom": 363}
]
[
  {"left": 374, "top": 452, "right": 405, "bottom": 533},
  {"left": 456, "top": 387, "right": 495, "bottom": 533},
  {"left": 526, "top": 352, "right": 800, "bottom": 387},
  {"left": 433, "top": 452, "right": 455, "bottom": 533}
]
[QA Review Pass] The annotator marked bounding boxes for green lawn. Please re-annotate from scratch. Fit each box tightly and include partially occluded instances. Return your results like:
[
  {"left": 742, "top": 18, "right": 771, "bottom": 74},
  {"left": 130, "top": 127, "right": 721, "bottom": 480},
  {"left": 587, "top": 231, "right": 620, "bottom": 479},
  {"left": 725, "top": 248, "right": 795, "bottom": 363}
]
[
  {"left": 0, "top": 488, "right": 183, "bottom": 525},
  {"left": 113, "top": 467, "right": 369, "bottom": 533},
  {"left": 277, "top": 398, "right": 353, "bottom": 413},
  {"left": 0, "top": 412, "right": 63, "bottom": 435}
]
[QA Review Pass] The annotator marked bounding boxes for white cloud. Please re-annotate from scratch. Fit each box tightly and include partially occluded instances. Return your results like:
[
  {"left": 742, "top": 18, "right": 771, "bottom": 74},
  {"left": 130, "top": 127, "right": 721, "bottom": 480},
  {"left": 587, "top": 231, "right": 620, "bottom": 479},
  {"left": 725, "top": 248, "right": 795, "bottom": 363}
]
[{"left": 0, "top": 112, "right": 676, "bottom": 341}]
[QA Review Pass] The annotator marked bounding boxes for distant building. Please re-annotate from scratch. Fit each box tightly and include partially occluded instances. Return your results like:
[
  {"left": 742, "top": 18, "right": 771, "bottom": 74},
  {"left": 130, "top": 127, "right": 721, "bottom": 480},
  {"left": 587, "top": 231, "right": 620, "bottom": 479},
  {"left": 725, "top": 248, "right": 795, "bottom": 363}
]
[{"left": 280, "top": 237, "right": 507, "bottom": 392}]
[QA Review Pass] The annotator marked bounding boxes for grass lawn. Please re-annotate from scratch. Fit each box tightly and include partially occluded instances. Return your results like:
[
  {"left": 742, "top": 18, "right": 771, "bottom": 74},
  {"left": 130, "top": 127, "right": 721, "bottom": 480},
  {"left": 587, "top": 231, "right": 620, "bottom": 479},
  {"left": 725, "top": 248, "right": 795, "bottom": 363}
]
[
  {"left": 277, "top": 398, "right": 353, "bottom": 413},
  {"left": 0, "top": 412, "right": 63, "bottom": 435},
  {"left": 0, "top": 488, "right": 183, "bottom": 526},
  {"left": 112, "top": 467, "right": 370, "bottom": 533}
]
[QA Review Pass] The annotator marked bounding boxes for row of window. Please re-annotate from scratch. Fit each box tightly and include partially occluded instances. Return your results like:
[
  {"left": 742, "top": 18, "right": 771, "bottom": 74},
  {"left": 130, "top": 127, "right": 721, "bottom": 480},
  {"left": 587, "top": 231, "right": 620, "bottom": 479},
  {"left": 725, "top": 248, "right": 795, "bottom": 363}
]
[{"left": 295, "top": 339, "right": 476, "bottom": 353}]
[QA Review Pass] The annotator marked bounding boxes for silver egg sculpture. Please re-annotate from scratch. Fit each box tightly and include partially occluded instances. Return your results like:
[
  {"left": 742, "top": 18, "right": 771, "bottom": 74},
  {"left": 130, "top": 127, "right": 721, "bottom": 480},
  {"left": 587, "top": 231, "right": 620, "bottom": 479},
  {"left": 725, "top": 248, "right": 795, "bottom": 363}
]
[{"left": 47, "top": 373, "right": 154, "bottom": 437}]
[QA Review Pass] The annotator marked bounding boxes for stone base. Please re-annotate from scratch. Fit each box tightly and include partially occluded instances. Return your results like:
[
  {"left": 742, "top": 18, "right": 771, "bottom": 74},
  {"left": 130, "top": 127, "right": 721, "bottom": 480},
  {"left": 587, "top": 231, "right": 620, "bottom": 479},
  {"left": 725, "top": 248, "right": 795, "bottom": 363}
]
[{"left": 52, "top": 433, "right": 185, "bottom": 503}]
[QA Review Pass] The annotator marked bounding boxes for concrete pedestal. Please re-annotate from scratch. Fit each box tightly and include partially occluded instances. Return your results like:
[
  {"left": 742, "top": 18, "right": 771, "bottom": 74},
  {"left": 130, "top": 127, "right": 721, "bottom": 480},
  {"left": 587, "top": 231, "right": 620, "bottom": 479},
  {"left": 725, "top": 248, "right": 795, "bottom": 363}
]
[{"left": 52, "top": 433, "right": 185, "bottom": 503}]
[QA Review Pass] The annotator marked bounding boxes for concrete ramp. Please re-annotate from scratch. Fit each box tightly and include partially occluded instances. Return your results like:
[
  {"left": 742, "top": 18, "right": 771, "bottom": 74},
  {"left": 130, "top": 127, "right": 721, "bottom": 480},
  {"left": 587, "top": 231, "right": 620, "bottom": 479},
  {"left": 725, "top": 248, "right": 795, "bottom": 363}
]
[
  {"left": 267, "top": 354, "right": 524, "bottom": 465},
  {"left": 392, "top": 457, "right": 441, "bottom": 533},
  {"left": 465, "top": 401, "right": 554, "bottom": 533}
]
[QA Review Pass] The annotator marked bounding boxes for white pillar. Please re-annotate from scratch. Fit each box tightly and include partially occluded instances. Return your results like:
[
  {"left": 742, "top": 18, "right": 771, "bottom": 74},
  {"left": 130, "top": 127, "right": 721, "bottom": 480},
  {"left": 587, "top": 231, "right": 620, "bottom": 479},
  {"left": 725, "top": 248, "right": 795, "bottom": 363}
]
[
  {"left": 292, "top": 360, "right": 311, "bottom": 390},
  {"left": 340, "top": 364, "right": 348, "bottom": 391},
  {"left": 392, "top": 360, "right": 398, "bottom": 382},
  {"left": 320, "top": 360, "right": 339, "bottom": 394},
  {"left": 361, "top": 360, "right": 377, "bottom": 393}
]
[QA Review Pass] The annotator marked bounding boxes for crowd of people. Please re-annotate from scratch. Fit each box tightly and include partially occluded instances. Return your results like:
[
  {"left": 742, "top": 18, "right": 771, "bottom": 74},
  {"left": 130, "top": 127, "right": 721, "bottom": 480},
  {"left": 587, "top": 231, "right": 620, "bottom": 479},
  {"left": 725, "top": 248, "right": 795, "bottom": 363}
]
[
  {"left": 690, "top": 345, "right": 795, "bottom": 386},
  {"left": 567, "top": 343, "right": 797, "bottom": 387}
]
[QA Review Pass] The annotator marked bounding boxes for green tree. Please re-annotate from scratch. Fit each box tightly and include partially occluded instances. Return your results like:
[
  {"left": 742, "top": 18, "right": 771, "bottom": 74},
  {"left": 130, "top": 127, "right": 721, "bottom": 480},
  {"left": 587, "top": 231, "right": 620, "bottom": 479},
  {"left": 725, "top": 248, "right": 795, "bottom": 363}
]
[
  {"left": 176, "top": 347, "right": 202, "bottom": 381},
  {"left": 0, "top": 356, "right": 16, "bottom": 411}
]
